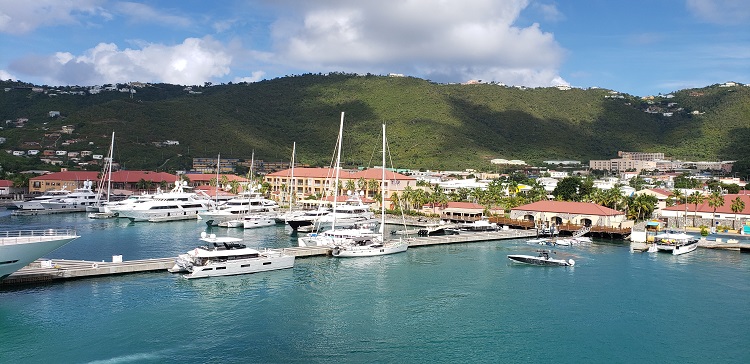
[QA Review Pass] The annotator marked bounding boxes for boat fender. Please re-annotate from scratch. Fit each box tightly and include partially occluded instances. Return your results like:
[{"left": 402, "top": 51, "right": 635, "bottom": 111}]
[
  {"left": 568, "top": 259, "right": 575, "bottom": 266},
  {"left": 92, "top": 262, "right": 99, "bottom": 269}
]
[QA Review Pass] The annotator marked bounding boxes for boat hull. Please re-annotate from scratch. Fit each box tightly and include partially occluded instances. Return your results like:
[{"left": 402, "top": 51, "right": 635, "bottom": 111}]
[
  {"left": 0, "top": 230, "right": 79, "bottom": 280},
  {"left": 182, "top": 255, "right": 294, "bottom": 279},
  {"left": 332, "top": 242, "right": 408, "bottom": 257},
  {"left": 507, "top": 254, "right": 574, "bottom": 266}
]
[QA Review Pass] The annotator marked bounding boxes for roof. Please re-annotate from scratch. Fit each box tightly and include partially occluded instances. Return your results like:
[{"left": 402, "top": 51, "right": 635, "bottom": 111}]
[
  {"left": 185, "top": 174, "right": 250, "bottom": 182},
  {"left": 30, "top": 171, "right": 99, "bottom": 181},
  {"left": 512, "top": 200, "right": 625, "bottom": 216},
  {"left": 662, "top": 193, "right": 750, "bottom": 214},
  {"left": 0, "top": 179, "right": 13, "bottom": 188},
  {"left": 266, "top": 167, "right": 414, "bottom": 181},
  {"left": 30, "top": 170, "right": 178, "bottom": 183}
]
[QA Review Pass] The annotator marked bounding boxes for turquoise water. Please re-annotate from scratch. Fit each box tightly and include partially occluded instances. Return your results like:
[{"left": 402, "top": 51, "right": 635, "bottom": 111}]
[{"left": 1, "top": 212, "right": 749, "bottom": 363}]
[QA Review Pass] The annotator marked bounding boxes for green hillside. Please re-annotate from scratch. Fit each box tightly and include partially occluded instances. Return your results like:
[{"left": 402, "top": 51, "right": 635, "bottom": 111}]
[{"left": 1, "top": 75, "right": 748, "bottom": 173}]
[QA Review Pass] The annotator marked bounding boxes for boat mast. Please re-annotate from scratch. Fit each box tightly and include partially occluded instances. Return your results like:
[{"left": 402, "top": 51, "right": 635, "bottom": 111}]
[
  {"left": 215, "top": 153, "right": 220, "bottom": 206},
  {"left": 380, "top": 123, "right": 386, "bottom": 237},
  {"left": 106, "top": 131, "right": 114, "bottom": 203},
  {"left": 289, "top": 142, "right": 296, "bottom": 213},
  {"left": 331, "top": 112, "right": 344, "bottom": 231}
]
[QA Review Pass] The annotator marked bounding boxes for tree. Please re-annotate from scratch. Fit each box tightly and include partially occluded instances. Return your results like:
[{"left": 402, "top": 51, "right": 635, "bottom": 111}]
[
  {"left": 707, "top": 191, "right": 725, "bottom": 229},
  {"left": 730, "top": 197, "right": 745, "bottom": 230},
  {"left": 687, "top": 191, "right": 704, "bottom": 227},
  {"left": 553, "top": 177, "right": 579, "bottom": 201},
  {"left": 344, "top": 179, "right": 356, "bottom": 194}
]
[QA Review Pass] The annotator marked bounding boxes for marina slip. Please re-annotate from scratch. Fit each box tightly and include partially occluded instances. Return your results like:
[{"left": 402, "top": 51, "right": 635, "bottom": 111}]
[{"left": 0, "top": 210, "right": 748, "bottom": 363}]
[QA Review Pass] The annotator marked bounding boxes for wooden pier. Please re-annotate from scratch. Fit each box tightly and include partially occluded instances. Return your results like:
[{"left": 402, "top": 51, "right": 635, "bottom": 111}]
[{"left": 1, "top": 229, "right": 535, "bottom": 286}]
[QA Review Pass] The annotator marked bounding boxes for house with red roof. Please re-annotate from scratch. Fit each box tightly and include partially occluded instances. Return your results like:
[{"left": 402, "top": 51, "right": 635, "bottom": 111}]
[
  {"left": 0, "top": 179, "right": 23, "bottom": 195},
  {"left": 264, "top": 167, "right": 415, "bottom": 203},
  {"left": 660, "top": 193, "right": 750, "bottom": 230},
  {"left": 510, "top": 200, "right": 630, "bottom": 229},
  {"left": 184, "top": 173, "right": 251, "bottom": 190}
]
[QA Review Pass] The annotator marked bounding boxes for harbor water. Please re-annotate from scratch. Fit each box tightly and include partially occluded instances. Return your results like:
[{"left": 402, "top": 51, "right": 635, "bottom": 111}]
[{"left": 1, "top": 211, "right": 749, "bottom": 363}]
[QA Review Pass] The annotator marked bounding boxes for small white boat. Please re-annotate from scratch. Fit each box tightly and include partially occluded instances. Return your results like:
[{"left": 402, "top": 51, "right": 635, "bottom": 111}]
[
  {"left": 169, "top": 232, "right": 294, "bottom": 279},
  {"left": 331, "top": 237, "right": 408, "bottom": 257},
  {"left": 655, "top": 232, "right": 698, "bottom": 255},
  {"left": 242, "top": 214, "right": 276, "bottom": 229},
  {"left": 507, "top": 250, "right": 575, "bottom": 266}
]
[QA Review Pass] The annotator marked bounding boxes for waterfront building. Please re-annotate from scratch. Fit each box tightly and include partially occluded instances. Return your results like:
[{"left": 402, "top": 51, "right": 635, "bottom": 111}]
[
  {"left": 264, "top": 167, "right": 415, "bottom": 203},
  {"left": 28, "top": 171, "right": 178, "bottom": 193},
  {"left": 510, "top": 200, "right": 631, "bottom": 230}
]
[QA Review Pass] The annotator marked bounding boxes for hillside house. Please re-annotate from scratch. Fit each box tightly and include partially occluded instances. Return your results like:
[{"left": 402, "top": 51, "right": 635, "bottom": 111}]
[{"left": 49, "top": 111, "right": 61, "bottom": 117}]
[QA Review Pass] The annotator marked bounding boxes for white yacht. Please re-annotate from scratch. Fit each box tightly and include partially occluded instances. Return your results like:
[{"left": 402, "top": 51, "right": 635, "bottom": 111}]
[
  {"left": 0, "top": 229, "right": 80, "bottom": 280},
  {"left": 117, "top": 181, "right": 213, "bottom": 222},
  {"left": 198, "top": 190, "right": 278, "bottom": 226},
  {"left": 39, "top": 180, "right": 98, "bottom": 211},
  {"left": 655, "top": 232, "right": 698, "bottom": 255},
  {"left": 101, "top": 193, "right": 155, "bottom": 215},
  {"left": 298, "top": 220, "right": 380, "bottom": 247},
  {"left": 314, "top": 194, "right": 375, "bottom": 228},
  {"left": 286, "top": 207, "right": 332, "bottom": 231},
  {"left": 169, "top": 232, "right": 294, "bottom": 279},
  {"left": 13, "top": 188, "right": 70, "bottom": 210}
]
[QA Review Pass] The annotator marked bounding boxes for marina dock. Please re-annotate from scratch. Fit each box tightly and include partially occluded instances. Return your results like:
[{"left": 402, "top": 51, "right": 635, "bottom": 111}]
[{"left": 2, "top": 229, "right": 536, "bottom": 286}]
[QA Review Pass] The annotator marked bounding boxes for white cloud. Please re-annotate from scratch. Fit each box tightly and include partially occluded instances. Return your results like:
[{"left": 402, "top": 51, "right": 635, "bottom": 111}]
[
  {"left": 686, "top": 0, "right": 750, "bottom": 25},
  {"left": 234, "top": 71, "right": 266, "bottom": 83},
  {"left": 0, "top": 69, "right": 16, "bottom": 81},
  {"left": 0, "top": 0, "right": 105, "bottom": 34},
  {"left": 113, "top": 2, "right": 191, "bottom": 27},
  {"left": 269, "top": 0, "right": 566, "bottom": 87},
  {"left": 12, "top": 37, "right": 232, "bottom": 85}
]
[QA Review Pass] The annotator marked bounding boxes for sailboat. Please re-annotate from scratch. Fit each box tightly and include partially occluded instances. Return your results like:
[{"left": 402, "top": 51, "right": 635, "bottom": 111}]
[
  {"left": 88, "top": 132, "right": 117, "bottom": 218},
  {"left": 274, "top": 142, "right": 306, "bottom": 224},
  {"left": 331, "top": 123, "right": 409, "bottom": 257}
]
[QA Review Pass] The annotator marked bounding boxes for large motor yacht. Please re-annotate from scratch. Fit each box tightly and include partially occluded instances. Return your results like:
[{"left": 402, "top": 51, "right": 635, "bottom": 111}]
[
  {"left": 0, "top": 229, "right": 80, "bottom": 280},
  {"left": 169, "top": 232, "right": 294, "bottom": 279},
  {"left": 198, "top": 189, "right": 278, "bottom": 226},
  {"left": 117, "top": 181, "right": 213, "bottom": 222},
  {"left": 39, "top": 180, "right": 98, "bottom": 211}
]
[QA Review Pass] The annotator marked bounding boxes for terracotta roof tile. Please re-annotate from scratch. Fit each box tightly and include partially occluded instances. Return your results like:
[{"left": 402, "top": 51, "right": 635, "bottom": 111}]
[{"left": 512, "top": 200, "right": 624, "bottom": 216}]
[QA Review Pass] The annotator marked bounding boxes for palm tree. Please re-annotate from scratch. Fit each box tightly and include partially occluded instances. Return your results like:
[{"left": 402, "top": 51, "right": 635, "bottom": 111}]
[
  {"left": 356, "top": 177, "right": 366, "bottom": 193},
  {"left": 401, "top": 186, "right": 414, "bottom": 213},
  {"left": 687, "top": 191, "right": 704, "bottom": 227},
  {"left": 707, "top": 191, "right": 725, "bottom": 229},
  {"left": 730, "top": 197, "right": 745, "bottom": 230},
  {"left": 344, "top": 179, "right": 356, "bottom": 195},
  {"left": 389, "top": 192, "right": 401, "bottom": 212},
  {"left": 367, "top": 179, "right": 379, "bottom": 198}
]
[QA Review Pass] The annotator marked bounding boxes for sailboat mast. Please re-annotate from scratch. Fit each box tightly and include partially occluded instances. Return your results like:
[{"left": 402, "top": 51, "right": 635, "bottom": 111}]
[
  {"left": 289, "top": 142, "right": 296, "bottom": 213},
  {"left": 381, "top": 123, "right": 386, "bottom": 237},
  {"left": 215, "top": 154, "right": 220, "bottom": 206},
  {"left": 331, "top": 112, "right": 345, "bottom": 231},
  {"left": 106, "top": 132, "right": 114, "bottom": 202}
]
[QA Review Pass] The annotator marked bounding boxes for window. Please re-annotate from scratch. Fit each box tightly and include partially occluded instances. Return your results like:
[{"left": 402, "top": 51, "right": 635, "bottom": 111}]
[{"left": 262, "top": 262, "right": 271, "bottom": 265}]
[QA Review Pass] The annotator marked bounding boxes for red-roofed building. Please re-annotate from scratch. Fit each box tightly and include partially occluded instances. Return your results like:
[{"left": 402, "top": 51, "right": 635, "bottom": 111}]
[
  {"left": 660, "top": 193, "right": 750, "bottom": 230},
  {"left": 439, "top": 201, "right": 504, "bottom": 222},
  {"left": 510, "top": 200, "right": 630, "bottom": 229},
  {"left": 264, "top": 167, "right": 415, "bottom": 203},
  {"left": 29, "top": 171, "right": 99, "bottom": 193},
  {"left": 634, "top": 188, "right": 674, "bottom": 210},
  {"left": 0, "top": 179, "right": 23, "bottom": 195},
  {"left": 29, "top": 170, "right": 179, "bottom": 193},
  {"left": 184, "top": 174, "right": 251, "bottom": 192}
]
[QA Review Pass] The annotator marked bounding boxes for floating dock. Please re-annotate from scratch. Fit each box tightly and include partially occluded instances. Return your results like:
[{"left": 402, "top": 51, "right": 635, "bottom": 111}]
[{"left": 0, "top": 229, "right": 535, "bottom": 286}]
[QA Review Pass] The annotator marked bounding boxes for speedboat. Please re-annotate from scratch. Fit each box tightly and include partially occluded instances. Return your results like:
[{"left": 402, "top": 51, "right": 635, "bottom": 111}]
[
  {"left": 458, "top": 217, "right": 498, "bottom": 231},
  {"left": 169, "top": 232, "right": 294, "bottom": 279},
  {"left": 655, "top": 232, "right": 698, "bottom": 255},
  {"left": 0, "top": 229, "right": 80, "bottom": 280},
  {"left": 241, "top": 214, "right": 276, "bottom": 229},
  {"left": 507, "top": 250, "right": 575, "bottom": 266}
]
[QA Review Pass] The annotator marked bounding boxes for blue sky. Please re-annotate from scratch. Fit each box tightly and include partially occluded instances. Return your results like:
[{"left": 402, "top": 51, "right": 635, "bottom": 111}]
[{"left": 0, "top": 0, "right": 747, "bottom": 96}]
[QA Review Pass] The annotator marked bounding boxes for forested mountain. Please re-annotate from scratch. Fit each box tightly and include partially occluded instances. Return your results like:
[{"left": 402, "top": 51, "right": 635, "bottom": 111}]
[{"left": 1, "top": 74, "right": 748, "bottom": 173}]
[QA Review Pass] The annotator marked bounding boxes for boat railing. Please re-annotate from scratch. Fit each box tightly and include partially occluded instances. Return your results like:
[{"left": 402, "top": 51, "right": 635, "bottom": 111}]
[{"left": 0, "top": 229, "right": 77, "bottom": 240}]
